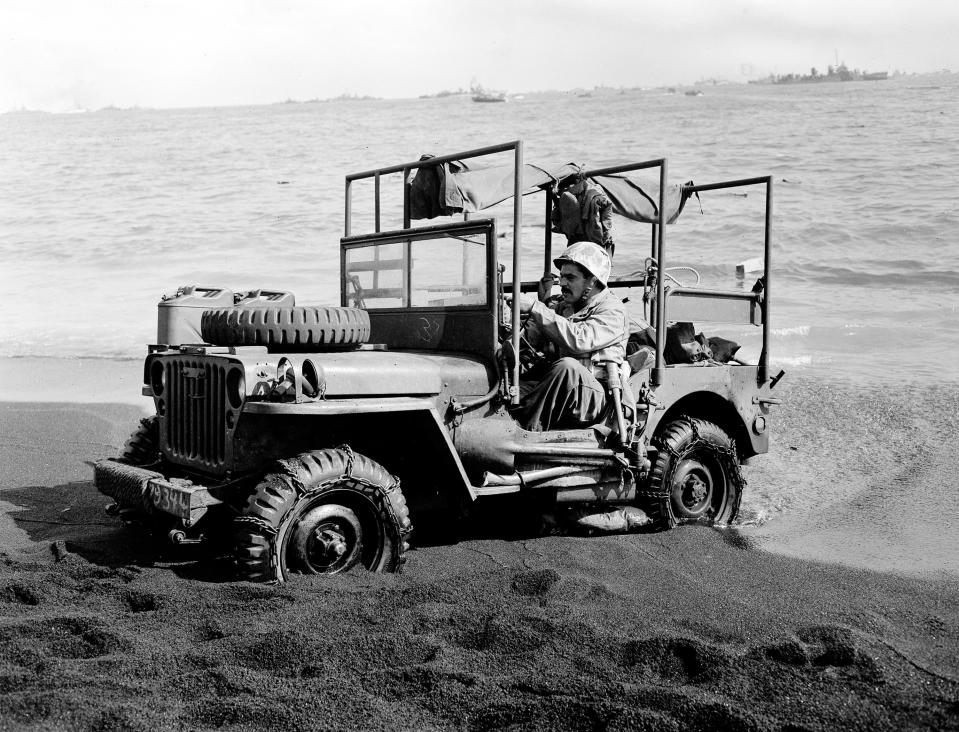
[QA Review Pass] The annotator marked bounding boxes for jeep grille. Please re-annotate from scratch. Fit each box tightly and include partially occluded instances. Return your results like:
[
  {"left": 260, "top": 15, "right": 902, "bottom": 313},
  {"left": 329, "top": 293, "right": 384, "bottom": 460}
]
[{"left": 161, "top": 357, "right": 232, "bottom": 471}]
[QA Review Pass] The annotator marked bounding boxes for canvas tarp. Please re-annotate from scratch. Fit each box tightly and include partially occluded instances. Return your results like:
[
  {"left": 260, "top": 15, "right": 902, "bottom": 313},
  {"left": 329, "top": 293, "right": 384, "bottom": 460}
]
[{"left": 408, "top": 158, "right": 692, "bottom": 224}]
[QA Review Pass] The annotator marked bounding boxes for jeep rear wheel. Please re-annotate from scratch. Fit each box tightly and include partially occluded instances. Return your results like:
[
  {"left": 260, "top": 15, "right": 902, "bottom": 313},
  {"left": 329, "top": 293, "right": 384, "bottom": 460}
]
[
  {"left": 644, "top": 417, "right": 744, "bottom": 529},
  {"left": 234, "top": 447, "right": 412, "bottom": 582},
  {"left": 201, "top": 306, "right": 370, "bottom": 348}
]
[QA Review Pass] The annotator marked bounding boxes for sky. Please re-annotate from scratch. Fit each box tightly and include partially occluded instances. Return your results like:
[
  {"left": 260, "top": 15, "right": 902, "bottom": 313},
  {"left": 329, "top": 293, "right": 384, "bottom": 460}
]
[{"left": 2, "top": 0, "right": 958, "bottom": 112}]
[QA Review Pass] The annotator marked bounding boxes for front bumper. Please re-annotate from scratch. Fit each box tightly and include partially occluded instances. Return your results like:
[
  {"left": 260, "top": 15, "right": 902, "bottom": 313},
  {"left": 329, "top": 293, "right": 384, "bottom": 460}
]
[{"left": 94, "top": 459, "right": 222, "bottom": 527}]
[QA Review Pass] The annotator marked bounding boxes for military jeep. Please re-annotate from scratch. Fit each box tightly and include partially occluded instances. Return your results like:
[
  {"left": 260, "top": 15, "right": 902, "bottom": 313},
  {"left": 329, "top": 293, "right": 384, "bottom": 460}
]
[{"left": 94, "top": 140, "right": 783, "bottom": 582}]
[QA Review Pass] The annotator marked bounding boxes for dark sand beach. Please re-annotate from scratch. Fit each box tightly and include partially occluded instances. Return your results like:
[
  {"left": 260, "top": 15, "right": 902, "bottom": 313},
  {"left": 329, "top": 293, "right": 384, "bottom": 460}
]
[{"left": 1, "top": 362, "right": 957, "bottom": 731}]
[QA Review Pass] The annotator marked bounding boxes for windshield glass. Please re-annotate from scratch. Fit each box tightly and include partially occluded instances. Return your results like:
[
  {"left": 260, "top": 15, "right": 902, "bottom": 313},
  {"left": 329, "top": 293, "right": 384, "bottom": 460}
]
[{"left": 344, "top": 232, "right": 487, "bottom": 309}]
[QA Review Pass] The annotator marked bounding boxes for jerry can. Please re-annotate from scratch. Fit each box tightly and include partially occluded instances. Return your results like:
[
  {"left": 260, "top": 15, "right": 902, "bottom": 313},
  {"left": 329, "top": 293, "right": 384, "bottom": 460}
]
[
  {"left": 234, "top": 289, "right": 295, "bottom": 307},
  {"left": 156, "top": 285, "right": 234, "bottom": 346}
]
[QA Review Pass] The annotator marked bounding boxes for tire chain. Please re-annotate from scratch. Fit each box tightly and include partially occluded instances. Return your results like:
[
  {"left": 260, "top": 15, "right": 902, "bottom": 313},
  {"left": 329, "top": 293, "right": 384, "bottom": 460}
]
[
  {"left": 237, "top": 446, "right": 412, "bottom": 576},
  {"left": 650, "top": 416, "right": 746, "bottom": 493},
  {"left": 333, "top": 443, "right": 412, "bottom": 543},
  {"left": 280, "top": 446, "right": 404, "bottom": 520},
  {"left": 645, "top": 417, "right": 690, "bottom": 500},
  {"left": 640, "top": 416, "right": 745, "bottom": 528},
  {"left": 234, "top": 514, "right": 278, "bottom": 537},
  {"left": 338, "top": 443, "right": 356, "bottom": 478}
]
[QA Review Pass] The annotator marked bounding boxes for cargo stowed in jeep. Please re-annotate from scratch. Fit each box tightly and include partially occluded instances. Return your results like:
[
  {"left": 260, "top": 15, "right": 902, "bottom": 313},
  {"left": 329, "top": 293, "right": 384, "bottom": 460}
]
[{"left": 94, "top": 140, "right": 783, "bottom": 582}]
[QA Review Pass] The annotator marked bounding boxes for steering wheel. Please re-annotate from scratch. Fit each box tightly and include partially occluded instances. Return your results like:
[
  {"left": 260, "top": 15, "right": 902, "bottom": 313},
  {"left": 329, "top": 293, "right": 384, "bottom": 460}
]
[
  {"left": 500, "top": 328, "right": 550, "bottom": 379},
  {"left": 345, "top": 274, "right": 366, "bottom": 308}
]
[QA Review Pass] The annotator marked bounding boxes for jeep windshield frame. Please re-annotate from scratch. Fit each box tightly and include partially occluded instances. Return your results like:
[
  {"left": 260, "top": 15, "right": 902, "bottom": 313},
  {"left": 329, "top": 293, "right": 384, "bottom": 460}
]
[
  {"left": 345, "top": 141, "right": 526, "bottom": 400},
  {"left": 340, "top": 219, "right": 499, "bottom": 360}
]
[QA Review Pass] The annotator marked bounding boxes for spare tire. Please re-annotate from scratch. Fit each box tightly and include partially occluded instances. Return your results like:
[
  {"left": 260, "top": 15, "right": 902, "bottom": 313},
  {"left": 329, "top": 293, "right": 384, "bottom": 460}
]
[{"left": 201, "top": 306, "right": 370, "bottom": 348}]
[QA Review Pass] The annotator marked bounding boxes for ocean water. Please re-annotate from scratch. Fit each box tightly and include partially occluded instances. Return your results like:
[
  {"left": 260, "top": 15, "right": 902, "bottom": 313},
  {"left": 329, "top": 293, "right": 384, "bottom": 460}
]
[{"left": 2, "top": 75, "right": 959, "bottom": 387}]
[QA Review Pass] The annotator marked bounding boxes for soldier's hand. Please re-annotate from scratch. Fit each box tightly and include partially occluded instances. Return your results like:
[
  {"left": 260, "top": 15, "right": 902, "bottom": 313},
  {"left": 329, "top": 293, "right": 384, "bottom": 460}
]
[
  {"left": 505, "top": 293, "right": 536, "bottom": 314},
  {"left": 537, "top": 274, "right": 557, "bottom": 303}
]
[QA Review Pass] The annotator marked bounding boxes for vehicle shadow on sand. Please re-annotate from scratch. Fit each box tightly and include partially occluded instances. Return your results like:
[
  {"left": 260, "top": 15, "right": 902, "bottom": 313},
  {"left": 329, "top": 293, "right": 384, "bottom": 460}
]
[
  {"left": 3, "top": 479, "right": 607, "bottom": 583},
  {"left": 1, "top": 478, "right": 238, "bottom": 582},
  {"left": 3, "top": 477, "right": 758, "bottom": 583}
]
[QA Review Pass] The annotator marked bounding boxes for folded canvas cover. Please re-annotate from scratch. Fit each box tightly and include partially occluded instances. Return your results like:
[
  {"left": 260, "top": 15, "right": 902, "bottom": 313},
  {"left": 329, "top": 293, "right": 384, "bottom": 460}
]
[{"left": 408, "top": 158, "right": 692, "bottom": 225}]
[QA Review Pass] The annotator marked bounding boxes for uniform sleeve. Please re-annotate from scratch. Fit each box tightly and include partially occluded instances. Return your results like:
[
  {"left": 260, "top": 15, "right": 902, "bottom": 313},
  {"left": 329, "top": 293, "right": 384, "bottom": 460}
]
[
  {"left": 529, "top": 298, "right": 627, "bottom": 356},
  {"left": 599, "top": 195, "right": 614, "bottom": 248}
]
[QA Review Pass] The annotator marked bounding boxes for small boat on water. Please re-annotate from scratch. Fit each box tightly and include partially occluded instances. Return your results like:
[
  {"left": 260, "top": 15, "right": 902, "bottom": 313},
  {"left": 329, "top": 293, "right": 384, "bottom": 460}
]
[
  {"left": 471, "top": 82, "right": 507, "bottom": 103},
  {"left": 684, "top": 90, "right": 704, "bottom": 97}
]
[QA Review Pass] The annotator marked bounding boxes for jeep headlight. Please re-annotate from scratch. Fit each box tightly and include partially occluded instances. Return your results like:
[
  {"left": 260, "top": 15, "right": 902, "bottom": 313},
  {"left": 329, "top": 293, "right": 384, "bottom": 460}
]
[
  {"left": 226, "top": 367, "right": 245, "bottom": 410},
  {"left": 301, "top": 359, "right": 321, "bottom": 398},
  {"left": 149, "top": 359, "right": 165, "bottom": 397}
]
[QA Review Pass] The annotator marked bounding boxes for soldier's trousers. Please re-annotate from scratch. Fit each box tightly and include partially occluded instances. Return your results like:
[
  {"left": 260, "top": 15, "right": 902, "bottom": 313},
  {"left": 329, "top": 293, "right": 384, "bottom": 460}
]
[{"left": 516, "top": 357, "right": 606, "bottom": 432}]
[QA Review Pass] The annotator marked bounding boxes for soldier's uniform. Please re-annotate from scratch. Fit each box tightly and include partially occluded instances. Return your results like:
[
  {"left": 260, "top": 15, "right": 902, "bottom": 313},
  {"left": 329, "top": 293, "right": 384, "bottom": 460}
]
[{"left": 515, "top": 243, "right": 630, "bottom": 432}]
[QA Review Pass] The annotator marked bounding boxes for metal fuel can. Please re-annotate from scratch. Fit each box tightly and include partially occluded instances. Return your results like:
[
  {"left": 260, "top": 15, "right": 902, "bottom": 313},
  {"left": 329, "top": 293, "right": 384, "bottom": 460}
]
[{"left": 156, "top": 285, "right": 234, "bottom": 347}]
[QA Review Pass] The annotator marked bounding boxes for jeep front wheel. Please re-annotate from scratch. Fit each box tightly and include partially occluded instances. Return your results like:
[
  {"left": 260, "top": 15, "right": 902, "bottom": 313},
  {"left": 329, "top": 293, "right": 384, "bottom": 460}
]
[
  {"left": 644, "top": 417, "right": 744, "bottom": 529},
  {"left": 112, "top": 415, "right": 161, "bottom": 515},
  {"left": 233, "top": 447, "right": 412, "bottom": 582},
  {"left": 117, "top": 416, "right": 159, "bottom": 467}
]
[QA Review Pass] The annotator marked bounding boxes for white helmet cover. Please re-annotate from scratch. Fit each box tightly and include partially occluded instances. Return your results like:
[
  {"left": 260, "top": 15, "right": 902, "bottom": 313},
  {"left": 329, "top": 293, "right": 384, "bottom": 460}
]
[{"left": 553, "top": 241, "right": 611, "bottom": 286}]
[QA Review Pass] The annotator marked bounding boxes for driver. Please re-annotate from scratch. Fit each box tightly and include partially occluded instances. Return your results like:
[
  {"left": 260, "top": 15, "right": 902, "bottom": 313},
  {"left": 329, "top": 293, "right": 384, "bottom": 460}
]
[{"left": 507, "top": 241, "right": 630, "bottom": 432}]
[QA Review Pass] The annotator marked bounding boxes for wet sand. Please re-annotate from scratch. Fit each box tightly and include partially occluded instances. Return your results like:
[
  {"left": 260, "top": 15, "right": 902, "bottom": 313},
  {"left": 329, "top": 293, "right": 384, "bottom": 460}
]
[
  {"left": 1, "top": 367, "right": 958, "bottom": 730},
  {"left": 741, "top": 376, "right": 959, "bottom": 578}
]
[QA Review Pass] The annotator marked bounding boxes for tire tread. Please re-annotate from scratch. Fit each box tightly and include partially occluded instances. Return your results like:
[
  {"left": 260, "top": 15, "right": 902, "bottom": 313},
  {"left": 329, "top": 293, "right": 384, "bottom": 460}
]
[
  {"left": 233, "top": 448, "right": 410, "bottom": 583},
  {"left": 201, "top": 306, "right": 371, "bottom": 348},
  {"left": 644, "top": 416, "right": 744, "bottom": 530},
  {"left": 117, "top": 416, "right": 159, "bottom": 466}
]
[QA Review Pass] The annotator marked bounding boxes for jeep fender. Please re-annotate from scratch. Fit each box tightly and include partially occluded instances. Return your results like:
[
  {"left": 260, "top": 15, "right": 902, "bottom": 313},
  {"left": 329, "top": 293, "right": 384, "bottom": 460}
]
[
  {"left": 241, "top": 397, "right": 477, "bottom": 507},
  {"left": 637, "top": 365, "right": 771, "bottom": 459}
]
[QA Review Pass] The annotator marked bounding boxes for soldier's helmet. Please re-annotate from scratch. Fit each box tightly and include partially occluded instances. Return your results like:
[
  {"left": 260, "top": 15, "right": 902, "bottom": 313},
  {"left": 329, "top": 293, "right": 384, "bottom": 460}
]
[{"left": 553, "top": 241, "right": 611, "bottom": 287}]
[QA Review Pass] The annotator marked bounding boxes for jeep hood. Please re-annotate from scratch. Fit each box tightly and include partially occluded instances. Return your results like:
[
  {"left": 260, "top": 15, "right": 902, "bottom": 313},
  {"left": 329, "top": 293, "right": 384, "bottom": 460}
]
[{"left": 294, "top": 350, "right": 488, "bottom": 398}]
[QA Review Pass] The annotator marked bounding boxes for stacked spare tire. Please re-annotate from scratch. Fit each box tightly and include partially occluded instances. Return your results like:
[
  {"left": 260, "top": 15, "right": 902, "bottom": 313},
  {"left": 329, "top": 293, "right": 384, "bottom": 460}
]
[{"left": 201, "top": 305, "right": 370, "bottom": 349}]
